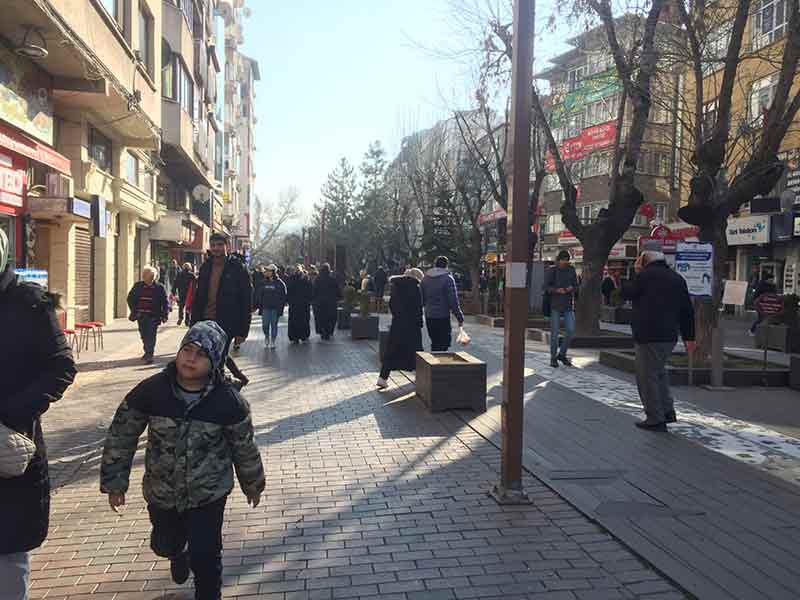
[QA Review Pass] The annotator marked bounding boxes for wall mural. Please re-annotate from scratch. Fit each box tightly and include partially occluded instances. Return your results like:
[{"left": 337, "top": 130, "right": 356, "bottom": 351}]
[{"left": 0, "top": 43, "right": 54, "bottom": 145}]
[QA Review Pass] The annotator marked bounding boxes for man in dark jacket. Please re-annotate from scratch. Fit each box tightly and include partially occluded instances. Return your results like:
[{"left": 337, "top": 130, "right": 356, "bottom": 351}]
[
  {"left": 545, "top": 250, "right": 579, "bottom": 367},
  {"left": 622, "top": 251, "right": 696, "bottom": 432},
  {"left": 373, "top": 266, "right": 388, "bottom": 312},
  {"left": 173, "top": 262, "right": 196, "bottom": 326},
  {"left": 191, "top": 233, "right": 253, "bottom": 353},
  {"left": 0, "top": 228, "right": 76, "bottom": 596},
  {"left": 286, "top": 266, "right": 313, "bottom": 343},
  {"left": 312, "top": 263, "right": 342, "bottom": 340},
  {"left": 127, "top": 265, "right": 170, "bottom": 363},
  {"left": 421, "top": 256, "right": 465, "bottom": 351}
]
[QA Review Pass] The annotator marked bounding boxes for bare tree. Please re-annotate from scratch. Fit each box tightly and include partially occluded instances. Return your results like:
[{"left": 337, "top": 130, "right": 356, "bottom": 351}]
[{"left": 250, "top": 187, "right": 300, "bottom": 265}]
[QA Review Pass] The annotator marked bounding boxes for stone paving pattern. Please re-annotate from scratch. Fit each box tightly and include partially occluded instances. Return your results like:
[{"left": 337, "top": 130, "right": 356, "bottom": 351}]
[{"left": 30, "top": 319, "right": 685, "bottom": 600}]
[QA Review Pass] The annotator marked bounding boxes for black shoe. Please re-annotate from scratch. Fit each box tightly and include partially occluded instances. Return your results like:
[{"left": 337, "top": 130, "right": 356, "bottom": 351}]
[
  {"left": 665, "top": 411, "right": 677, "bottom": 424},
  {"left": 170, "top": 551, "right": 190, "bottom": 584},
  {"left": 550, "top": 358, "right": 559, "bottom": 368},
  {"left": 144, "top": 354, "right": 154, "bottom": 365},
  {"left": 177, "top": 319, "right": 182, "bottom": 326},
  {"left": 557, "top": 354, "right": 572, "bottom": 366},
  {"left": 635, "top": 420, "right": 667, "bottom": 432}
]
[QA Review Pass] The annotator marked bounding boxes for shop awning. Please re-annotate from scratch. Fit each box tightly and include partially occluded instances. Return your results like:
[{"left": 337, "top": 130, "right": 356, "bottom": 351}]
[{"left": 0, "top": 121, "right": 70, "bottom": 175}]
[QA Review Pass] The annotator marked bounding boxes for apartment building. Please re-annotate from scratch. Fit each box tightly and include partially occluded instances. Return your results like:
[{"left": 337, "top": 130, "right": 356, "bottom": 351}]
[
  {"left": 0, "top": 0, "right": 255, "bottom": 327},
  {"left": 534, "top": 18, "right": 682, "bottom": 277},
  {"left": 679, "top": 0, "right": 800, "bottom": 294},
  {"left": 1, "top": 0, "right": 163, "bottom": 327},
  {"left": 233, "top": 52, "right": 259, "bottom": 255}
]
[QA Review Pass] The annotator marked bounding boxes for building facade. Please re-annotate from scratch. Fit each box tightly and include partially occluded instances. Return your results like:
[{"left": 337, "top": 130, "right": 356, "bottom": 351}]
[{"left": 0, "top": 0, "right": 254, "bottom": 328}]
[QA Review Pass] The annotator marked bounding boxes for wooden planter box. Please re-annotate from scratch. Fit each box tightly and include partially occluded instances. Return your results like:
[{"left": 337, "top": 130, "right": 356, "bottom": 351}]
[
  {"left": 415, "top": 352, "right": 487, "bottom": 413},
  {"left": 351, "top": 315, "right": 379, "bottom": 340},
  {"left": 791, "top": 355, "right": 800, "bottom": 391},
  {"left": 600, "top": 306, "right": 633, "bottom": 325},
  {"left": 527, "top": 328, "right": 635, "bottom": 348},
  {"left": 755, "top": 325, "right": 800, "bottom": 353},
  {"left": 337, "top": 308, "right": 352, "bottom": 330},
  {"left": 476, "top": 315, "right": 550, "bottom": 329}
]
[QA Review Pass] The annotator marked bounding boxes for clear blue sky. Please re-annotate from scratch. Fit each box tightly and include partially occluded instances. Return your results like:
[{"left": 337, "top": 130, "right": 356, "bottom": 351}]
[
  {"left": 240, "top": 1, "right": 568, "bottom": 221},
  {"left": 241, "top": 0, "right": 468, "bottom": 220}
]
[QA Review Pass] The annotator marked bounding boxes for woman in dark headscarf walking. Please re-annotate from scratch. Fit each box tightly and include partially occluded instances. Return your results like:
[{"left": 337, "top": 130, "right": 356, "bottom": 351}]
[
  {"left": 312, "top": 263, "right": 341, "bottom": 340},
  {"left": 287, "top": 265, "right": 313, "bottom": 343},
  {"left": 376, "top": 268, "right": 424, "bottom": 389}
]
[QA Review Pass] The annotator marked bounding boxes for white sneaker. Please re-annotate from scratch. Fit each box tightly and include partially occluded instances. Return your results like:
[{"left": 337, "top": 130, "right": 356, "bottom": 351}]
[
  {"left": 376, "top": 377, "right": 388, "bottom": 389},
  {"left": 269, "top": 340, "right": 277, "bottom": 349}
]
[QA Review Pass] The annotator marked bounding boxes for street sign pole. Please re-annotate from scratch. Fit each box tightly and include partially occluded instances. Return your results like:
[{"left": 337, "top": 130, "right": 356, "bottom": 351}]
[{"left": 491, "top": 0, "right": 533, "bottom": 505}]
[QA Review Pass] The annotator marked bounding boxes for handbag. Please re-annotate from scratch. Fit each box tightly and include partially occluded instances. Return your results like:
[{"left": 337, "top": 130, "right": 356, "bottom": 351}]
[{"left": 0, "top": 422, "right": 36, "bottom": 478}]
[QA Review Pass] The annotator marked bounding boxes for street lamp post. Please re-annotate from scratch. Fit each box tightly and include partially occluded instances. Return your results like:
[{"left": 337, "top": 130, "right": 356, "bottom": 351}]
[{"left": 492, "top": 0, "right": 534, "bottom": 505}]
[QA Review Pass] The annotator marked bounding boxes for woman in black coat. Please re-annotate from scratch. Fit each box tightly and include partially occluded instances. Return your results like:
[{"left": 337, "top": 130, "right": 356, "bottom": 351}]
[
  {"left": 287, "top": 266, "right": 313, "bottom": 343},
  {"left": 376, "top": 268, "right": 424, "bottom": 388},
  {"left": 312, "top": 263, "right": 342, "bottom": 340},
  {"left": 0, "top": 230, "right": 76, "bottom": 596}
]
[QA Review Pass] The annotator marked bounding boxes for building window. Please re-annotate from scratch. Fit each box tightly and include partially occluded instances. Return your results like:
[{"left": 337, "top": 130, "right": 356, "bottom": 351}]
[
  {"left": 179, "top": 0, "right": 194, "bottom": 36},
  {"left": 703, "top": 99, "right": 718, "bottom": 139},
  {"left": 704, "top": 21, "right": 732, "bottom": 74},
  {"left": 749, "top": 74, "right": 778, "bottom": 127},
  {"left": 547, "top": 214, "right": 565, "bottom": 233},
  {"left": 753, "top": 0, "right": 788, "bottom": 49},
  {"left": 125, "top": 152, "right": 140, "bottom": 187},
  {"left": 138, "top": 2, "right": 154, "bottom": 78},
  {"left": 639, "top": 150, "right": 671, "bottom": 177},
  {"left": 162, "top": 40, "right": 176, "bottom": 99},
  {"left": 99, "top": 0, "right": 119, "bottom": 23},
  {"left": 655, "top": 203, "right": 669, "bottom": 222},
  {"left": 143, "top": 170, "right": 154, "bottom": 198},
  {"left": 580, "top": 204, "right": 593, "bottom": 224},
  {"left": 177, "top": 58, "right": 194, "bottom": 115},
  {"left": 89, "top": 127, "right": 113, "bottom": 173},
  {"left": 568, "top": 65, "right": 586, "bottom": 92}
]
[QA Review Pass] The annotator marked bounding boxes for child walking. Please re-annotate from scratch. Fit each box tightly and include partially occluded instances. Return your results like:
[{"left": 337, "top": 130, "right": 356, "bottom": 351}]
[{"left": 100, "top": 321, "right": 265, "bottom": 600}]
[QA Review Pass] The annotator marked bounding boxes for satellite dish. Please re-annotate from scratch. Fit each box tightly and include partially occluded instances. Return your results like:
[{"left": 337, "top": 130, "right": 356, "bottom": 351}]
[{"left": 193, "top": 185, "right": 211, "bottom": 202}]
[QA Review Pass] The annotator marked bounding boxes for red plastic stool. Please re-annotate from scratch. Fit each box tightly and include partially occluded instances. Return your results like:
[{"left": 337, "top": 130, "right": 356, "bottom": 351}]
[
  {"left": 88, "top": 321, "right": 105, "bottom": 350},
  {"left": 75, "top": 322, "right": 95, "bottom": 352},
  {"left": 63, "top": 328, "right": 80, "bottom": 358}
]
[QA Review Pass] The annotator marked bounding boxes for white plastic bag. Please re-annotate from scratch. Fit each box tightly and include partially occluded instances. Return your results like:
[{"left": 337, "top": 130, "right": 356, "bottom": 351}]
[{"left": 456, "top": 326, "right": 471, "bottom": 346}]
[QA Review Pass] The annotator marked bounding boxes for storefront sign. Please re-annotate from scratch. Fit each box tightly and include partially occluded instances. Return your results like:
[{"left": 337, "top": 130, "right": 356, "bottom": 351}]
[
  {"left": 771, "top": 212, "right": 793, "bottom": 242},
  {"left": 0, "top": 152, "right": 25, "bottom": 208},
  {"left": 0, "top": 121, "right": 70, "bottom": 175},
  {"left": 787, "top": 166, "right": 800, "bottom": 195},
  {"left": 794, "top": 215, "right": 800, "bottom": 236},
  {"left": 570, "top": 244, "right": 632, "bottom": 261},
  {"left": 558, "top": 230, "right": 579, "bottom": 245},
  {"left": 16, "top": 268, "right": 48, "bottom": 289},
  {"left": 70, "top": 198, "right": 92, "bottom": 220},
  {"left": 675, "top": 242, "right": 713, "bottom": 297},
  {"left": 722, "top": 280, "right": 748, "bottom": 306},
  {"left": 0, "top": 44, "right": 54, "bottom": 145},
  {"left": 478, "top": 207, "right": 507, "bottom": 226},
  {"left": 726, "top": 215, "right": 770, "bottom": 245},
  {"left": 546, "top": 121, "right": 617, "bottom": 171},
  {"left": 92, "top": 195, "right": 108, "bottom": 238}
]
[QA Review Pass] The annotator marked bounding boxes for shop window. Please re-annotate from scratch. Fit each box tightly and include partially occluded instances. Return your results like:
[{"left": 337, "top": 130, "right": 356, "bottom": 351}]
[
  {"left": 138, "top": 1, "right": 155, "bottom": 79},
  {"left": 655, "top": 203, "right": 669, "bottom": 222},
  {"left": 125, "top": 152, "right": 140, "bottom": 187},
  {"left": 89, "top": 127, "right": 113, "bottom": 173},
  {"left": 753, "top": 0, "right": 788, "bottom": 50},
  {"left": 0, "top": 217, "right": 15, "bottom": 269},
  {"left": 749, "top": 74, "right": 778, "bottom": 127}
]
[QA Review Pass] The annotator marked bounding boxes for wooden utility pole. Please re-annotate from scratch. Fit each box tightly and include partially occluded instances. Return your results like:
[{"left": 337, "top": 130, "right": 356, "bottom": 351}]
[{"left": 492, "top": 0, "right": 533, "bottom": 505}]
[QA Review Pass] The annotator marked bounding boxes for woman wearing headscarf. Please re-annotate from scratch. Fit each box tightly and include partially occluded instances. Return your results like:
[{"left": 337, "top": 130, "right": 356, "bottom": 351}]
[
  {"left": 312, "top": 263, "right": 341, "bottom": 341},
  {"left": 286, "top": 265, "right": 313, "bottom": 344},
  {"left": 0, "top": 228, "right": 77, "bottom": 598},
  {"left": 376, "top": 268, "right": 424, "bottom": 389}
]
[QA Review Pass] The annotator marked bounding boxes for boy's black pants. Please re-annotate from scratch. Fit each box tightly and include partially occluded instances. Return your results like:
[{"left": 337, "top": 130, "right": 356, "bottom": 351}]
[{"left": 148, "top": 495, "right": 227, "bottom": 600}]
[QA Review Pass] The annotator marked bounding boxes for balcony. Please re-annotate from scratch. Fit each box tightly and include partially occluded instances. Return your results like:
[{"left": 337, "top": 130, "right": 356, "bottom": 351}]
[
  {"left": 162, "top": 99, "right": 210, "bottom": 188},
  {"left": 163, "top": 0, "right": 195, "bottom": 72},
  {"left": 193, "top": 38, "right": 208, "bottom": 88}
]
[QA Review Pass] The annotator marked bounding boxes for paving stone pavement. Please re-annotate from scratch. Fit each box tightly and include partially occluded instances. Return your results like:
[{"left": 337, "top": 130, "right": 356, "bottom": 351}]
[{"left": 31, "top": 316, "right": 686, "bottom": 600}]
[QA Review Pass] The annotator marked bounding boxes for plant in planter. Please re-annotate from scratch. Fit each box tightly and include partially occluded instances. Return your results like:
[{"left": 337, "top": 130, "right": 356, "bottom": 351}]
[
  {"left": 600, "top": 289, "right": 633, "bottom": 324},
  {"left": 757, "top": 294, "right": 800, "bottom": 353},
  {"left": 351, "top": 290, "right": 379, "bottom": 339},
  {"left": 338, "top": 285, "right": 357, "bottom": 330}
]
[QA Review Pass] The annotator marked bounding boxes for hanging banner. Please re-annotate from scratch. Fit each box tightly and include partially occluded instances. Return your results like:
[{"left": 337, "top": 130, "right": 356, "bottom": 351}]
[
  {"left": 546, "top": 121, "right": 617, "bottom": 171},
  {"left": 675, "top": 242, "right": 713, "bottom": 297},
  {"left": 550, "top": 69, "right": 623, "bottom": 125}
]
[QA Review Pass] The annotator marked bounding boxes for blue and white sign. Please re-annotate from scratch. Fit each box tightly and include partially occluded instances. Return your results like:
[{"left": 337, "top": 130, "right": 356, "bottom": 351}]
[
  {"left": 675, "top": 242, "right": 713, "bottom": 297},
  {"left": 16, "top": 268, "right": 48, "bottom": 289}
]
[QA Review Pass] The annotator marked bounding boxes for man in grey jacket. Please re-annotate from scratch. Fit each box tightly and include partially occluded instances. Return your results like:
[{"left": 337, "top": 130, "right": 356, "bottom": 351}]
[
  {"left": 545, "top": 250, "right": 579, "bottom": 368},
  {"left": 421, "top": 256, "right": 465, "bottom": 351}
]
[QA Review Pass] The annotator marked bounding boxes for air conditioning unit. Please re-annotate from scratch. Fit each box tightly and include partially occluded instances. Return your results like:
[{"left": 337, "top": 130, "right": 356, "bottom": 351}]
[{"left": 46, "top": 172, "right": 73, "bottom": 198}]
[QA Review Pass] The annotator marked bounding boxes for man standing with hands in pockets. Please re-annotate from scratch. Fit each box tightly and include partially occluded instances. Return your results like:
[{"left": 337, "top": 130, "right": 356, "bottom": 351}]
[
  {"left": 623, "top": 251, "right": 696, "bottom": 432},
  {"left": 545, "top": 250, "right": 579, "bottom": 368}
]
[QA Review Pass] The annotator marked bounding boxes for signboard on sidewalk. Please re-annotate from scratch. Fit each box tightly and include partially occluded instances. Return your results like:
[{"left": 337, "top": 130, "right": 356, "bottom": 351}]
[
  {"left": 722, "top": 280, "right": 748, "bottom": 306},
  {"left": 675, "top": 242, "right": 713, "bottom": 297}
]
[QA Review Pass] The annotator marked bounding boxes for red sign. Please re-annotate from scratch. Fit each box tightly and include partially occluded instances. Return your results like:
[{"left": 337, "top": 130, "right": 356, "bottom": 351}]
[
  {"left": 639, "top": 203, "right": 655, "bottom": 219},
  {"left": 478, "top": 207, "right": 507, "bottom": 226},
  {"left": 0, "top": 120, "right": 71, "bottom": 176},
  {"left": 546, "top": 120, "right": 617, "bottom": 171}
]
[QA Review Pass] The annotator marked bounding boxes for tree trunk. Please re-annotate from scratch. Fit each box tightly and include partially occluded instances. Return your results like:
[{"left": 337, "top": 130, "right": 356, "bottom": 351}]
[
  {"left": 693, "top": 220, "right": 728, "bottom": 361},
  {"left": 575, "top": 255, "right": 605, "bottom": 335}
]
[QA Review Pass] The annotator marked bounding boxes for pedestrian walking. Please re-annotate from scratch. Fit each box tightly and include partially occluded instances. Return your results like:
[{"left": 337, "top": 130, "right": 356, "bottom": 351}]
[
  {"left": 750, "top": 275, "right": 779, "bottom": 334},
  {"left": 601, "top": 269, "right": 620, "bottom": 305},
  {"left": 376, "top": 268, "right": 424, "bottom": 389},
  {"left": 312, "top": 263, "right": 341, "bottom": 340},
  {"left": 167, "top": 259, "right": 180, "bottom": 294},
  {"left": 256, "top": 264, "right": 287, "bottom": 349},
  {"left": 252, "top": 266, "right": 266, "bottom": 306},
  {"left": 100, "top": 321, "right": 265, "bottom": 600},
  {"left": 0, "top": 228, "right": 76, "bottom": 600},
  {"left": 544, "top": 250, "right": 579, "bottom": 368},
  {"left": 373, "top": 265, "right": 388, "bottom": 312},
  {"left": 173, "top": 263, "right": 196, "bottom": 326},
  {"left": 421, "top": 256, "right": 465, "bottom": 352},
  {"left": 622, "top": 251, "right": 695, "bottom": 432},
  {"left": 191, "top": 233, "right": 253, "bottom": 354},
  {"left": 127, "top": 265, "right": 170, "bottom": 364},
  {"left": 287, "top": 265, "right": 313, "bottom": 343}
]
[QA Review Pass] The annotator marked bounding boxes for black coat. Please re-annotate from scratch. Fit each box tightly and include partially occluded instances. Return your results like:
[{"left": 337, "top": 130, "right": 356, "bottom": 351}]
[
  {"left": 127, "top": 281, "right": 169, "bottom": 321},
  {"left": 287, "top": 274, "right": 313, "bottom": 341},
  {"left": 173, "top": 269, "right": 195, "bottom": 299},
  {"left": 312, "top": 272, "right": 341, "bottom": 336},
  {"left": 383, "top": 276, "right": 424, "bottom": 372},
  {"left": 373, "top": 268, "right": 388, "bottom": 294},
  {"left": 0, "top": 268, "right": 76, "bottom": 553},
  {"left": 191, "top": 256, "right": 253, "bottom": 339},
  {"left": 622, "top": 261, "right": 695, "bottom": 344}
]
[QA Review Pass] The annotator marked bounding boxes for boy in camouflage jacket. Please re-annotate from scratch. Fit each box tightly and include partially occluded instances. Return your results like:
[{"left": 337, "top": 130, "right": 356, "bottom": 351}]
[{"left": 100, "top": 321, "right": 264, "bottom": 600}]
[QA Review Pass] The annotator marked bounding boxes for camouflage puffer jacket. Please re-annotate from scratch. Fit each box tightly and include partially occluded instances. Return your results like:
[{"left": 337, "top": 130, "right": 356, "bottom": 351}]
[{"left": 100, "top": 364, "right": 265, "bottom": 511}]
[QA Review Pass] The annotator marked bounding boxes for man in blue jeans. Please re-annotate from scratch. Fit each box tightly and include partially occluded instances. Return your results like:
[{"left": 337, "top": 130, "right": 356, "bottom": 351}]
[{"left": 545, "top": 250, "right": 579, "bottom": 368}]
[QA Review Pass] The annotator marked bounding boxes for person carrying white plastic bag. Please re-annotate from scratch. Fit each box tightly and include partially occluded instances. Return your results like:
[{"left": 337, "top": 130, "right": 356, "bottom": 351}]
[{"left": 456, "top": 325, "right": 471, "bottom": 346}]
